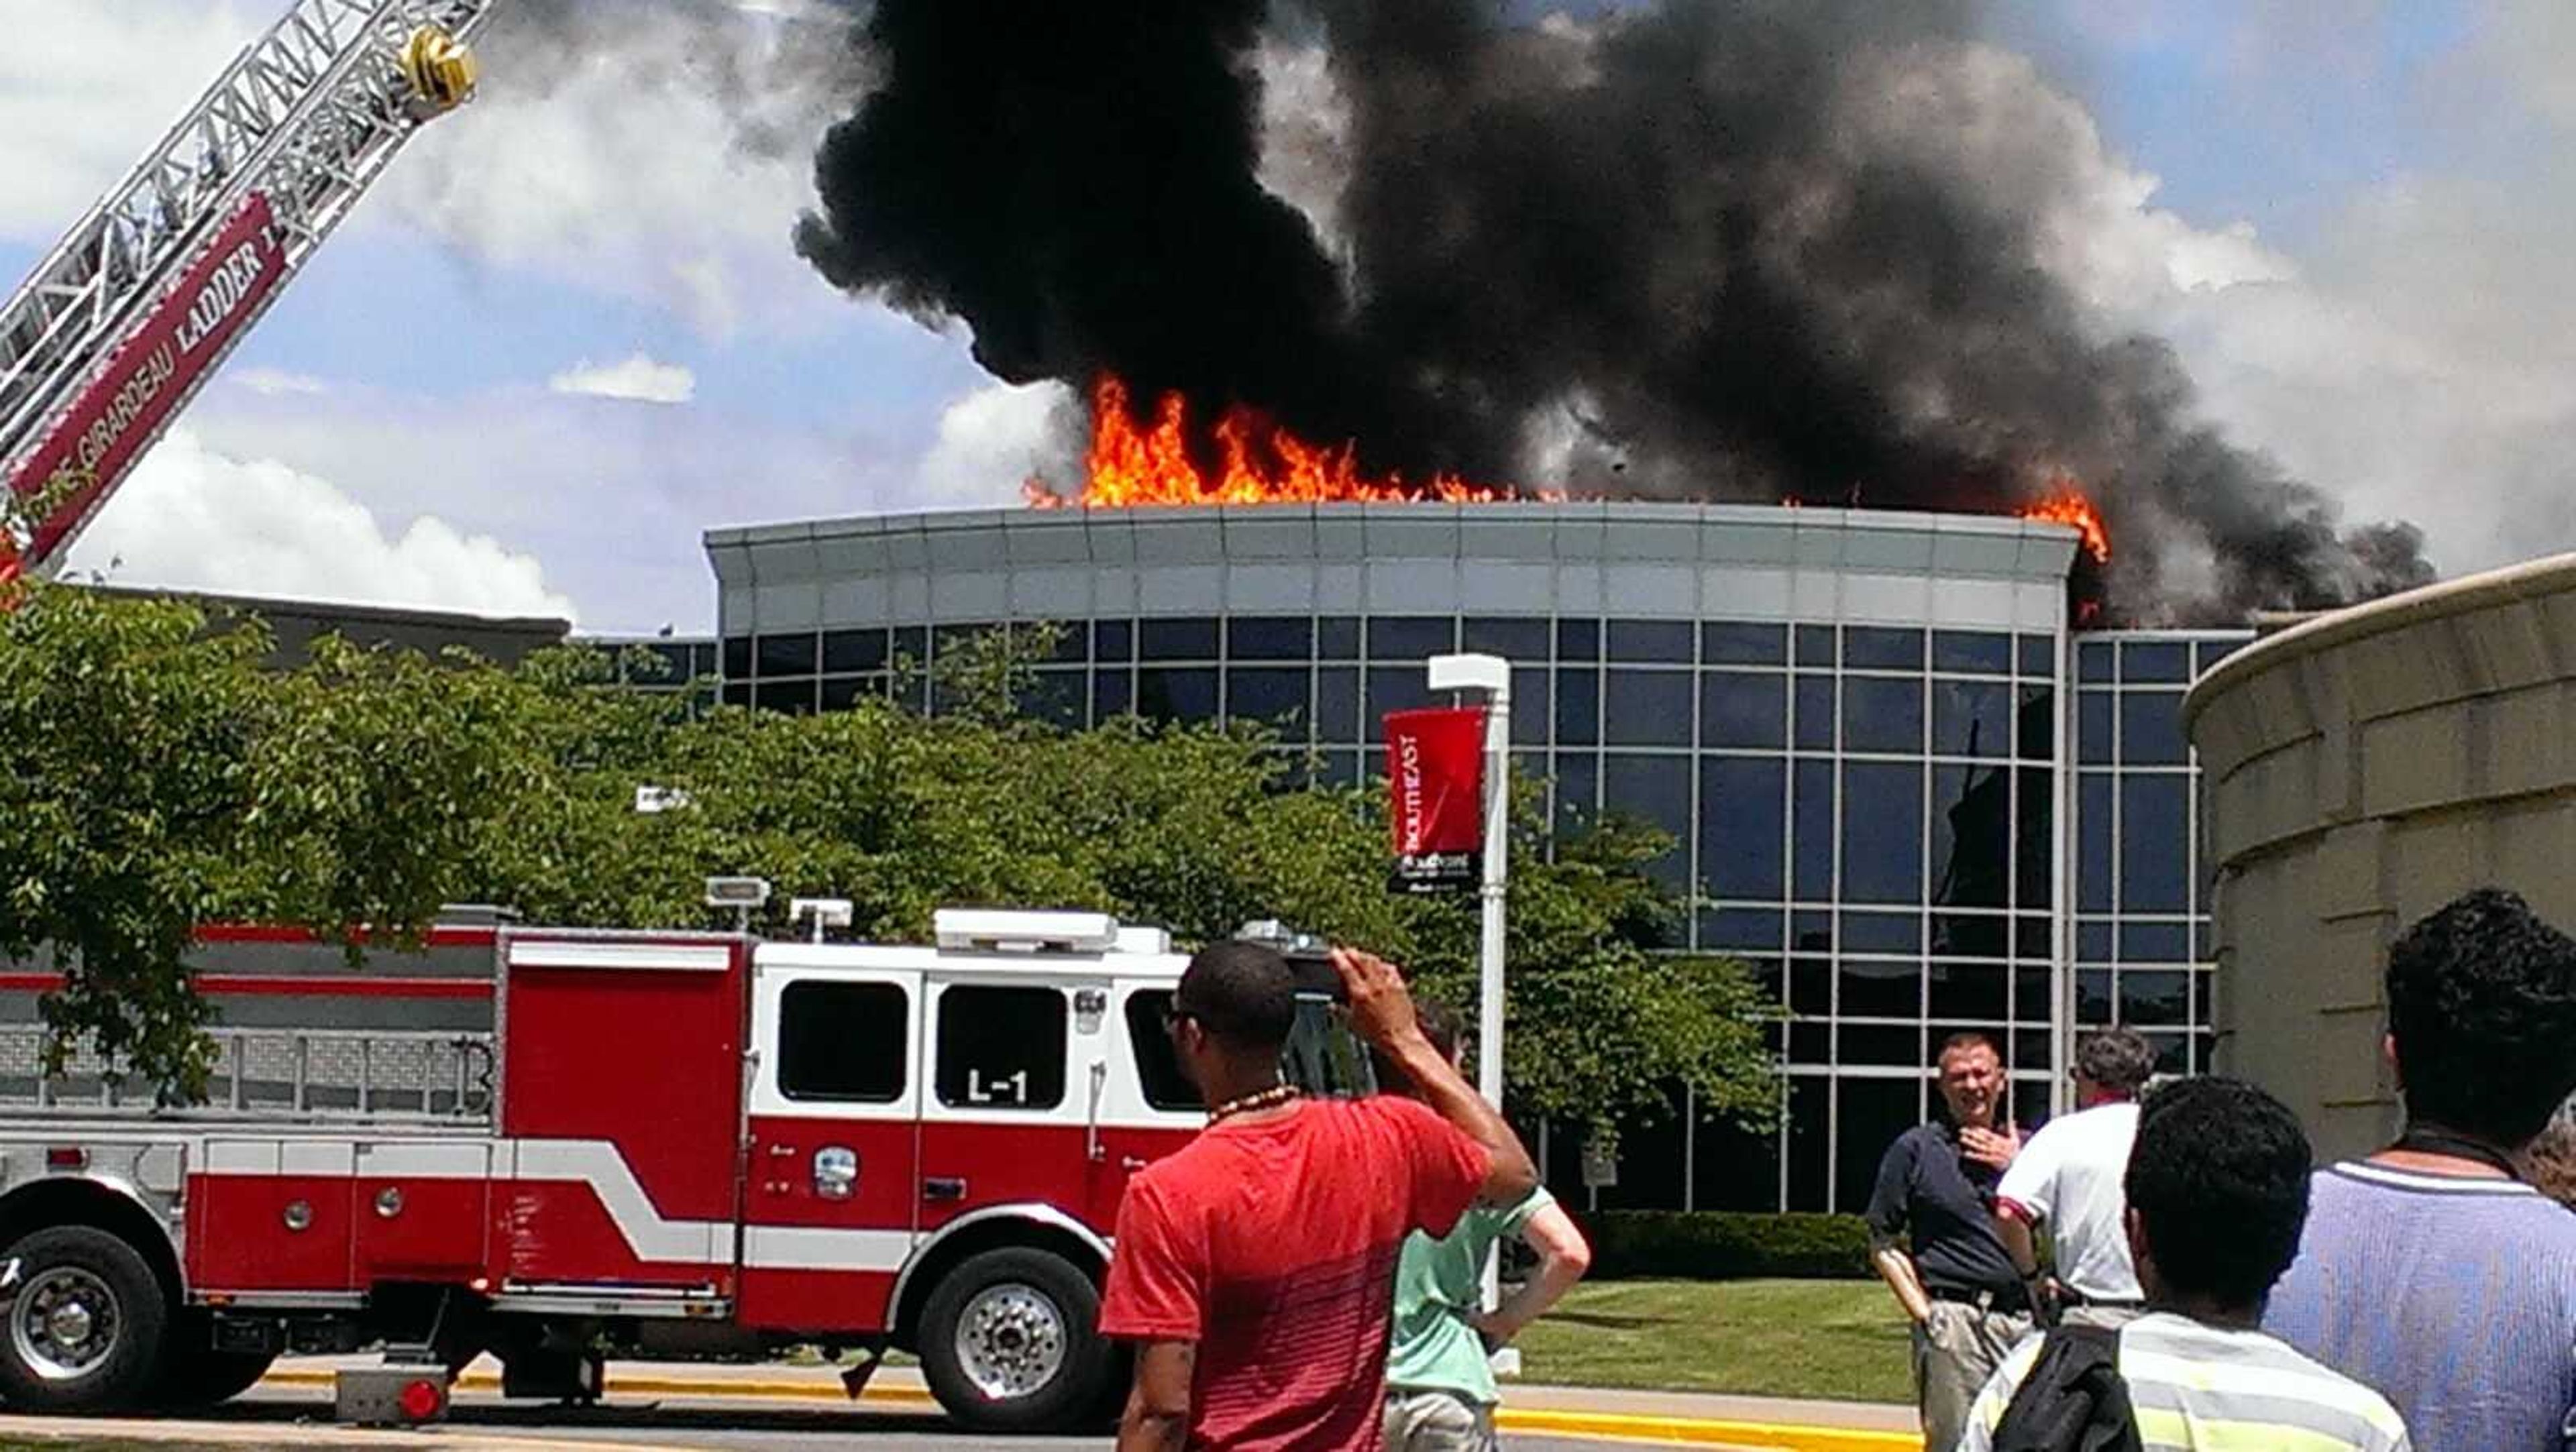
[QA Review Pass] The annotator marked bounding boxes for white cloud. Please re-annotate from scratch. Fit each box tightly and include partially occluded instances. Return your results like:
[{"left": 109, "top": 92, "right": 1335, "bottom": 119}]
[
  {"left": 231, "top": 368, "right": 329, "bottom": 397},
  {"left": 916, "top": 380, "right": 1083, "bottom": 504},
  {"left": 547, "top": 353, "right": 697, "bottom": 405},
  {"left": 64, "top": 429, "right": 577, "bottom": 622}
]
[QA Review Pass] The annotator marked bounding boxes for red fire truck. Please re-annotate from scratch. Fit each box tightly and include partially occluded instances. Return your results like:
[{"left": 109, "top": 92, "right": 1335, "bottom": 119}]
[{"left": 0, "top": 900, "right": 1244, "bottom": 1431}]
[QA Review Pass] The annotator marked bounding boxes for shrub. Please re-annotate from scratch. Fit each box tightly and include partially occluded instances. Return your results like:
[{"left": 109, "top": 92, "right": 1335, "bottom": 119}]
[{"left": 1574, "top": 1211, "right": 1874, "bottom": 1280}]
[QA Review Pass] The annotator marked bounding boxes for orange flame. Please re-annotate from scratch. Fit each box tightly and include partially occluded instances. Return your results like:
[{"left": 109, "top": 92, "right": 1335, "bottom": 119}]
[
  {"left": 1024, "top": 376, "right": 1548, "bottom": 508},
  {"left": 2022, "top": 485, "right": 2110, "bottom": 563}
]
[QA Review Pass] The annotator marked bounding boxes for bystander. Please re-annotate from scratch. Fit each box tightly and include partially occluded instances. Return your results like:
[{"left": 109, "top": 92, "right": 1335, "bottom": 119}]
[
  {"left": 2263, "top": 888, "right": 2576, "bottom": 1452},
  {"left": 1993, "top": 1028, "right": 2153, "bottom": 1328}
]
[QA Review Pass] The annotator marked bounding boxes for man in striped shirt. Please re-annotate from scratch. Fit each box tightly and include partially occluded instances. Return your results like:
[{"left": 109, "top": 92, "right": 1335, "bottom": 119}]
[
  {"left": 1960, "top": 1077, "right": 2410, "bottom": 1452},
  {"left": 2263, "top": 889, "right": 2576, "bottom": 1452}
]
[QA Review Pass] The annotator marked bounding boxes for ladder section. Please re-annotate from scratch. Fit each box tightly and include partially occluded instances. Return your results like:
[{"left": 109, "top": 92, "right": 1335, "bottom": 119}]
[
  {"left": 0, "top": 0, "right": 498, "bottom": 575},
  {"left": 0, "top": 1025, "right": 495, "bottom": 1123}
]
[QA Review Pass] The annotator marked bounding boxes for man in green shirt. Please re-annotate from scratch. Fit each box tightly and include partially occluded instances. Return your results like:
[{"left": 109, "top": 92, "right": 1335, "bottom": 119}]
[{"left": 1377, "top": 1007, "right": 1593, "bottom": 1451}]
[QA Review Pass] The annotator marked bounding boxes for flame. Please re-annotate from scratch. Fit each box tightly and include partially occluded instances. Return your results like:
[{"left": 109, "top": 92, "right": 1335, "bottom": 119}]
[
  {"left": 2022, "top": 486, "right": 2110, "bottom": 563},
  {"left": 1025, "top": 376, "right": 1545, "bottom": 508}
]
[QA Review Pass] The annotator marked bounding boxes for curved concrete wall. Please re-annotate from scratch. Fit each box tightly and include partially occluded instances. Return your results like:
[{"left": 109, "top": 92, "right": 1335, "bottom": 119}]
[{"left": 2183, "top": 553, "right": 2576, "bottom": 1160}]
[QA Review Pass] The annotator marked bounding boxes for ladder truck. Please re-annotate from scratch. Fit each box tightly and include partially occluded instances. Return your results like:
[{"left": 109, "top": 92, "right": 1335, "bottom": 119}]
[{"left": 0, "top": 1, "right": 494, "bottom": 588}]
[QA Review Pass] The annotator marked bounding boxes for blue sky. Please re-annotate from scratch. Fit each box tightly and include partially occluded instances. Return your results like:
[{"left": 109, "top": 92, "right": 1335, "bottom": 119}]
[{"left": 5, "top": 0, "right": 2570, "bottom": 630}]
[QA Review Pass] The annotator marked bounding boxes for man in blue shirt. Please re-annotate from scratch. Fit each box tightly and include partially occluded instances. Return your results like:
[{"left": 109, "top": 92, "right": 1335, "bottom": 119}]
[{"left": 2265, "top": 888, "right": 2576, "bottom": 1452}]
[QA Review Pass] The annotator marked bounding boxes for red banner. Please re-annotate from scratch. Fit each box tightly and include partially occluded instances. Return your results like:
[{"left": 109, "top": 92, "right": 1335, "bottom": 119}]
[
  {"left": 1385, "top": 706, "right": 1486, "bottom": 894},
  {"left": 6, "top": 192, "right": 286, "bottom": 567}
]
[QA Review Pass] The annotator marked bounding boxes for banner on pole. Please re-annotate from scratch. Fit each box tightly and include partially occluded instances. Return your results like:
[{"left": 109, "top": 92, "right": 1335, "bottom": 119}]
[{"left": 1385, "top": 706, "right": 1486, "bottom": 895}]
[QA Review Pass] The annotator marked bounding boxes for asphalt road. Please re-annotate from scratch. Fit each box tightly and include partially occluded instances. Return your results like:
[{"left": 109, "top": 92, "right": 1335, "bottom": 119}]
[{"left": 196, "top": 1391, "right": 1628, "bottom": 1451}]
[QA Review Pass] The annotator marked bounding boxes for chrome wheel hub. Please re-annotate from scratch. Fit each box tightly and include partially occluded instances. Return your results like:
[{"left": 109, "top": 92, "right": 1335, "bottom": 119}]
[
  {"left": 12, "top": 1267, "right": 117, "bottom": 1381},
  {"left": 953, "top": 1282, "right": 1067, "bottom": 1400}
]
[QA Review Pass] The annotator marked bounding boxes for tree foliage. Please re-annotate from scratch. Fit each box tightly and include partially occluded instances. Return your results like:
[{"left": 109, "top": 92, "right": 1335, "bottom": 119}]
[{"left": 0, "top": 585, "right": 1778, "bottom": 1130}]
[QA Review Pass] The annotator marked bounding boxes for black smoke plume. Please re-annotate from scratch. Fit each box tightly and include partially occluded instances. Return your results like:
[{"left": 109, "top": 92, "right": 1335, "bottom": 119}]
[{"left": 794, "top": 0, "right": 2434, "bottom": 622}]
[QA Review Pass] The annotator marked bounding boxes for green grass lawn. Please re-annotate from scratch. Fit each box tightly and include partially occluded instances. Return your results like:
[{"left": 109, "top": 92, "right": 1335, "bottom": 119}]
[{"left": 1511, "top": 1277, "right": 1913, "bottom": 1404}]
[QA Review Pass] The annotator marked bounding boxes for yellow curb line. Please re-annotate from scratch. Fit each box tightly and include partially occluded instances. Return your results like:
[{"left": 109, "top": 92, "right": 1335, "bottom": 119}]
[
  {"left": 0, "top": 1410, "right": 702, "bottom": 1452},
  {"left": 1495, "top": 1408, "right": 1919, "bottom": 1452},
  {"left": 261, "top": 1369, "right": 1922, "bottom": 1451}
]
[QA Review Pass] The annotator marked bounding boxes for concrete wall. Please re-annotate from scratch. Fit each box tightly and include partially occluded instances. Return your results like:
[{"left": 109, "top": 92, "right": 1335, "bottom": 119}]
[{"left": 2183, "top": 554, "right": 2576, "bottom": 1160}]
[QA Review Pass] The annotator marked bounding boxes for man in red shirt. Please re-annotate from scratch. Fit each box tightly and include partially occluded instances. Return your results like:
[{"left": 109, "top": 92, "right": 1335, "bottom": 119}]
[{"left": 1100, "top": 942, "right": 1540, "bottom": 1451}]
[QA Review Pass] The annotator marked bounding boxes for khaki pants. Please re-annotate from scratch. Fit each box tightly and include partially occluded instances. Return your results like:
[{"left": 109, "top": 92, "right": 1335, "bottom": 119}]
[
  {"left": 1911, "top": 1298, "right": 2033, "bottom": 1452},
  {"left": 1383, "top": 1387, "right": 1500, "bottom": 1452}
]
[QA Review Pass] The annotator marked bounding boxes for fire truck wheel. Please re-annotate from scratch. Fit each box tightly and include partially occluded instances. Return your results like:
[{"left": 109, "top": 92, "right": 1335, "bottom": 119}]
[
  {"left": 158, "top": 1343, "right": 276, "bottom": 1408},
  {"left": 0, "top": 1225, "right": 169, "bottom": 1412},
  {"left": 918, "top": 1247, "right": 1111, "bottom": 1433}
]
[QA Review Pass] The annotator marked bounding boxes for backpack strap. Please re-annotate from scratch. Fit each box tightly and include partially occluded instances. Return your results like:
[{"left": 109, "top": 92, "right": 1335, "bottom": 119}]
[{"left": 1989, "top": 1323, "right": 2143, "bottom": 1452}]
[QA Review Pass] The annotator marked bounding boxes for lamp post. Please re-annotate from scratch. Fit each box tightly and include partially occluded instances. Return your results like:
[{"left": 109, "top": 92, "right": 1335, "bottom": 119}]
[{"left": 1426, "top": 653, "right": 1511, "bottom": 1111}]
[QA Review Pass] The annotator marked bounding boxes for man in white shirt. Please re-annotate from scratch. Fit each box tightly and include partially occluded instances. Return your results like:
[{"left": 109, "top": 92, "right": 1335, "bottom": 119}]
[{"left": 1994, "top": 1028, "right": 2155, "bottom": 1327}]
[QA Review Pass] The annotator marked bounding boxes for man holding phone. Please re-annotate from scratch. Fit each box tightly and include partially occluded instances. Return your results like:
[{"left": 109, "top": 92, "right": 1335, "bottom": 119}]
[{"left": 1099, "top": 942, "right": 1540, "bottom": 1452}]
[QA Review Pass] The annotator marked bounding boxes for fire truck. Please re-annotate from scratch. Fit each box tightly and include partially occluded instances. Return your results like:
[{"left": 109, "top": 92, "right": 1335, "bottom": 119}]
[{"left": 0, "top": 898, "right": 1264, "bottom": 1430}]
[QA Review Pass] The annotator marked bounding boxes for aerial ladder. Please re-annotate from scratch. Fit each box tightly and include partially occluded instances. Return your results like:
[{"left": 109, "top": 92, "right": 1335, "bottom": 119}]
[{"left": 0, "top": 1, "right": 500, "bottom": 588}]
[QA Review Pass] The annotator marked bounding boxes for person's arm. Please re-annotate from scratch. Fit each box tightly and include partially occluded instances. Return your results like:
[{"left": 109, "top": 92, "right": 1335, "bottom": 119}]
[
  {"left": 1992, "top": 1123, "right": 2056, "bottom": 1281},
  {"left": 1862, "top": 1132, "right": 1933, "bottom": 1325},
  {"left": 1994, "top": 1207, "right": 2043, "bottom": 1282},
  {"left": 1473, "top": 1199, "right": 1591, "bottom": 1345},
  {"left": 1115, "top": 1341, "right": 1194, "bottom": 1452},
  {"left": 1333, "top": 947, "right": 1538, "bottom": 1206}
]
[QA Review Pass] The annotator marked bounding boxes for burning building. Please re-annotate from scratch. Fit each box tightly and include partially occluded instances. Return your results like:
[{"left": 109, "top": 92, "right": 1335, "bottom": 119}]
[{"left": 700, "top": 496, "right": 2239, "bottom": 1215}]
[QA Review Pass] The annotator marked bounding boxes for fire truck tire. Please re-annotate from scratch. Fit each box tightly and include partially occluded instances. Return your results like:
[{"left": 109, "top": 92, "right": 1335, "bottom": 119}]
[
  {"left": 0, "top": 1225, "right": 169, "bottom": 1412},
  {"left": 158, "top": 1343, "right": 276, "bottom": 1408},
  {"left": 918, "top": 1247, "right": 1112, "bottom": 1433}
]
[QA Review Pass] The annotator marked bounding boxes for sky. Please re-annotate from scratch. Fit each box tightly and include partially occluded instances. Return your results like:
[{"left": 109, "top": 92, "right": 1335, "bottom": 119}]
[{"left": 3, "top": 0, "right": 2570, "bottom": 632}]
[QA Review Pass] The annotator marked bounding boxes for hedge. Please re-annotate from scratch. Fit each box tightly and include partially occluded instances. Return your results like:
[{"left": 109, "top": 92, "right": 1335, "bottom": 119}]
[{"left": 1572, "top": 1211, "right": 1874, "bottom": 1280}]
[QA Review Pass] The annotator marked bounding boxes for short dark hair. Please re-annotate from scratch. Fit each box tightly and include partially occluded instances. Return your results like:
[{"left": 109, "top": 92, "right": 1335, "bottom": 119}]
[
  {"left": 1175, "top": 942, "right": 1295, "bottom": 1050},
  {"left": 2076, "top": 1029, "right": 2156, "bottom": 1096},
  {"left": 2123, "top": 1076, "right": 2311, "bottom": 1309},
  {"left": 1937, "top": 1031, "right": 2000, "bottom": 1064},
  {"left": 2387, "top": 888, "right": 2576, "bottom": 1148}
]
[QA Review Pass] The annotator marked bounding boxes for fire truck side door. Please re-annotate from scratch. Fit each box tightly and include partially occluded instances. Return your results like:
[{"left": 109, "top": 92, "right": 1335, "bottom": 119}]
[
  {"left": 1088, "top": 984, "right": 1206, "bottom": 1228},
  {"left": 736, "top": 966, "right": 921, "bottom": 1335},
  {"left": 916, "top": 976, "right": 1093, "bottom": 1237}
]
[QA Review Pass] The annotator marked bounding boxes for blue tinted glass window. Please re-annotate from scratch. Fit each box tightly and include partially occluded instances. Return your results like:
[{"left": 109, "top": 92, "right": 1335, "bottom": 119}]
[
  {"left": 1703, "top": 671, "right": 1787, "bottom": 748},
  {"left": 2078, "top": 774, "right": 2113, "bottom": 912},
  {"left": 1604, "top": 754, "right": 1693, "bottom": 888},
  {"left": 821, "top": 675, "right": 886, "bottom": 713},
  {"left": 2079, "top": 919, "right": 2114, "bottom": 960},
  {"left": 1017, "top": 670, "right": 1087, "bottom": 729},
  {"left": 1933, "top": 911, "right": 2010, "bottom": 960},
  {"left": 1930, "top": 763, "right": 2010, "bottom": 909},
  {"left": 721, "top": 636, "right": 752, "bottom": 680},
  {"left": 1313, "top": 668, "right": 1359, "bottom": 742},
  {"left": 1794, "top": 675, "right": 1835, "bottom": 750},
  {"left": 1366, "top": 667, "right": 1435, "bottom": 722},
  {"left": 1933, "top": 680, "right": 2012, "bottom": 758},
  {"left": 1139, "top": 618, "right": 1218, "bottom": 661},
  {"left": 1368, "top": 616, "right": 1454, "bottom": 660},
  {"left": 2019, "top": 634, "right": 2056, "bottom": 677},
  {"left": 1791, "top": 910, "right": 1833, "bottom": 952},
  {"left": 1554, "top": 668, "right": 1601, "bottom": 745},
  {"left": 1093, "top": 620, "right": 1134, "bottom": 662},
  {"left": 1462, "top": 617, "right": 1550, "bottom": 660},
  {"left": 1553, "top": 752, "right": 1599, "bottom": 829},
  {"left": 2017, "top": 686, "right": 2055, "bottom": 761},
  {"left": 1511, "top": 667, "right": 1549, "bottom": 746},
  {"left": 2121, "top": 641, "right": 2191, "bottom": 683},
  {"left": 1136, "top": 668, "right": 1218, "bottom": 722},
  {"left": 823, "top": 628, "right": 889, "bottom": 674},
  {"left": 1840, "top": 1025, "right": 1924, "bottom": 1070},
  {"left": 1608, "top": 620, "right": 1695, "bottom": 663},
  {"left": 2016, "top": 766, "right": 2053, "bottom": 909},
  {"left": 722, "top": 678, "right": 751, "bottom": 708},
  {"left": 1837, "top": 960, "right": 1919, "bottom": 1017},
  {"left": 2078, "top": 691, "right": 2114, "bottom": 764},
  {"left": 1021, "top": 621, "right": 1087, "bottom": 664},
  {"left": 1227, "top": 616, "right": 1312, "bottom": 661},
  {"left": 2118, "top": 775, "right": 2189, "bottom": 911},
  {"left": 1226, "top": 668, "right": 1310, "bottom": 729},
  {"left": 2196, "top": 638, "right": 2243, "bottom": 675},
  {"left": 1704, "top": 622, "right": 1788, "bottom": 665},
  {"left": 1556, "top": 618, "right": 1601, "bottom": 661},
  {"left": 934, "top": 622, "right": 998, "bottom": 659},
  {"left": 2118, "top": 970, "right": 2190, "bottom": 1025},
  {"left": 1842, "top": 762, "right": 1924, "bottom": 904},
  {"left": 1933, "top": 631, "right": 2013, "bottom": 675},
  {"left": 1316, "top": 616, "right": 1360, "bottom": 659},
  {"left": 1700, "top": 757, "right": 1786, "bottom": 900},
  {"left": 1793, "top": 761, "right": 1835, "bottom": 901},
  {"left": 1929, "top": 964, "right": 2008, "bottom": 1021},
  {"left": 1605, "top": 671, "right": 1693, "bottom": 746},
  {"left": 1843, "top": 911, "right": 1921, "bottom": 954},
  {"left": 755, "top": 679, "right": 814, "bottom": 714},
  {"left": 1845, "top": 627, "right": 1924, "bottom": 670},
  {"left": 1701, "top": 908, "right": 1784, "bottom": 952},
  {"left": 1314, "top": 750, "right": 1360, "bottom": 789},
  {"left": 757, "top": 632, "right": 818, "bottom": 677},
  {"left": 2118, "top": 922, "right": 2192, "bottom": 963},
  {"left": 1795, "top": 624, "right": 1837, "bottom": 666},
  {"left": 1843, "top": 678, "right": 1924, "bottom": 755},
  {"left": 2077, "top": 641, "right": 2114, "bottom": 682},
  {"left": 2118, "top": 691, "right": 2188, "bottom": 766},
  {"left": 2077, "top": 969, "right": 2114, "bottom": 1023}
]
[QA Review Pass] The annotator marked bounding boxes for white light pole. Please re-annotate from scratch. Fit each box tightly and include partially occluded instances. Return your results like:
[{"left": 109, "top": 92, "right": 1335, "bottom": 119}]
[{"left": 1428, "top": 651, "right": 1512, "bottom": 1325}]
